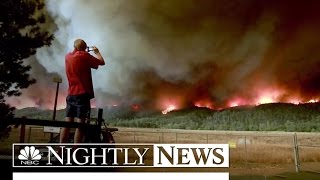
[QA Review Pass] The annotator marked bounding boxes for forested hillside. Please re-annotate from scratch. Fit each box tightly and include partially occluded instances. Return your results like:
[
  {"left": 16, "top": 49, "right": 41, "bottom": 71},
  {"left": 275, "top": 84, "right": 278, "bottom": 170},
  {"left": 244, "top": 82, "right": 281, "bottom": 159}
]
[{"left": 14, "top": 103, "right": 320, "bottom": 132}]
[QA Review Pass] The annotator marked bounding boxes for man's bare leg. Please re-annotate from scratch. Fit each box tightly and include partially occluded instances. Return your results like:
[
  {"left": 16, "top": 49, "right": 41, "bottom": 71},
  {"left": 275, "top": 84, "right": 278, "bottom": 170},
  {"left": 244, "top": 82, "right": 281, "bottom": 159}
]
[
  {"left": 72, "top": 118, "right": 85, "bottom": 160},
  {"left": 57, "top": 117, "right": 74, "bottom": 157},
  {"left": 59, "top": 117, "right": 74, "bottom": 143},
  {"left": 74, "top": 118, "right": 85, "bottom": 143}
]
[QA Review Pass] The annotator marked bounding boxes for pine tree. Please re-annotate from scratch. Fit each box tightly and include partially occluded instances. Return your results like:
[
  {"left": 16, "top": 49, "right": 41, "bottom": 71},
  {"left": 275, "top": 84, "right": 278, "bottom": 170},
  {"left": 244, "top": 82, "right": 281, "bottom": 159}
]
[{"left": 0, "top": 0, "right": 53, "bottom": 139}]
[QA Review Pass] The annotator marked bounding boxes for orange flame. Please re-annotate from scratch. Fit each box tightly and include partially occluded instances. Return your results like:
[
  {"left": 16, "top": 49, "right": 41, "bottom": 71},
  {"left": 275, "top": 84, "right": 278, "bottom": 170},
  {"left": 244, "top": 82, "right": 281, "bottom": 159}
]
[
  {"left": 162, "top": 104, "right": 176, "bottom": 114},
  {"left": 194, "top": 100, "right": 214, "bottom": 109},
  {"left": 228, "top": 98, "right": 246, "bottom": 107}
]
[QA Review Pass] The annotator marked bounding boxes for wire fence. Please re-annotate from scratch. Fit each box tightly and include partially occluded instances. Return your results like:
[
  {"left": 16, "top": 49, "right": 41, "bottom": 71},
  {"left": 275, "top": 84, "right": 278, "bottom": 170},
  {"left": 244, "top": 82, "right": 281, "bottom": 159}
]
[
  {"left": 111, "top": 128, "right": 320, "bottom": 173},
  {"left": 2, "top": 126, "right": 320, "bottom": 173}
]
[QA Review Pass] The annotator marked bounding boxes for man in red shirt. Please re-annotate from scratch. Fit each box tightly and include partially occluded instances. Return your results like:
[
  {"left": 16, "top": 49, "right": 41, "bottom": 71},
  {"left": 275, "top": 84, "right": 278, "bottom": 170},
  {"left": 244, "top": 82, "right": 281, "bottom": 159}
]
[{"left": 60, "top": 39, "right": 105, "bottom": 144}]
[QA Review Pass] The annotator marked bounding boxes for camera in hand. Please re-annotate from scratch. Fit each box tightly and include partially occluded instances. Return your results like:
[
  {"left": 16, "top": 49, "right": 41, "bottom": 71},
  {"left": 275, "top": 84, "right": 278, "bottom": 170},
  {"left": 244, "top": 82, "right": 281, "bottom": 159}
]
[{"left": 86, "top": 46, "right": 94, "bottom": 52}]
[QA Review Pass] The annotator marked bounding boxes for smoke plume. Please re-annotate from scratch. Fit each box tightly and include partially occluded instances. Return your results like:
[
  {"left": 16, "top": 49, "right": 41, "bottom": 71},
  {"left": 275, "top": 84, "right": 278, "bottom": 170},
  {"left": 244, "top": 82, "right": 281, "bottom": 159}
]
[{"left": 8, "top": 0, "right": 320, "bottom": 111}]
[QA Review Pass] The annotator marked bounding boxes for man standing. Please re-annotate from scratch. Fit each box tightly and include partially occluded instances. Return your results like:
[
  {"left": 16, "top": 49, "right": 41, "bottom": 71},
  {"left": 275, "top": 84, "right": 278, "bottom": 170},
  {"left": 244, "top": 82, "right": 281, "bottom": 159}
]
[{"left": 60, "top": 39, "right": 105, "bottom": 144}]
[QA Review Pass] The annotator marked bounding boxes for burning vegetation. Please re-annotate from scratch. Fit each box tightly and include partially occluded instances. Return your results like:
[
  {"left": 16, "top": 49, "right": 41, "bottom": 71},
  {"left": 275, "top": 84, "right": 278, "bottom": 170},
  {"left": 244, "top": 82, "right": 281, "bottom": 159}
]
[{"left": 6, "top": 0, "right": 320, "bottom": 114}]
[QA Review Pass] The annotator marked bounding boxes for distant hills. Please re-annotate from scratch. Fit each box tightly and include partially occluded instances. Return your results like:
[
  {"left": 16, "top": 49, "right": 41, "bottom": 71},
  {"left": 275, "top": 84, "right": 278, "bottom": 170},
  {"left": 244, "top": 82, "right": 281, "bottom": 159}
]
[
  {"left": 13, "top": 105, "right": 159, "bottom": 121},
  {"left": 13, "top": 102, "right": 320, "bottom": 132}
]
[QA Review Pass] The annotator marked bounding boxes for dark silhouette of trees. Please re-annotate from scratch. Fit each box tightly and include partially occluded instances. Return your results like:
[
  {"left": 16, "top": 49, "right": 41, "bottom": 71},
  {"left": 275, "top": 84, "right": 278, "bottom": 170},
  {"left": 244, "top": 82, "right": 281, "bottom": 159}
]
[{"left": 0, "top": 0, "right": 53, "bottom": 139}]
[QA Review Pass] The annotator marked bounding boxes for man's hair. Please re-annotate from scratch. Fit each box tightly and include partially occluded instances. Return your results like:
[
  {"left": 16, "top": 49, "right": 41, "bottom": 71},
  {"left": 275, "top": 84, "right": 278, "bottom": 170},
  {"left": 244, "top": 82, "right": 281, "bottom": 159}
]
[{"left": 74, "top": 39, "right": 87, "bottom": 51}]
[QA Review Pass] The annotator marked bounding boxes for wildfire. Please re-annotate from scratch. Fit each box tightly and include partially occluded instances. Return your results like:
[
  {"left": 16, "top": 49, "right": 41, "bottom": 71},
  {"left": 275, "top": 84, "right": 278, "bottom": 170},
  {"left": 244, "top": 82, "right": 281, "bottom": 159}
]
[
  {"left": 230, "top": 102, "right": 239, "bottom": 107},
  {"left": 254, "top": 88, "right": 282, "bottom": 105},
  {"left": 256, "top": 96, "right": 275, "bottom": 105},
  {"left": 162, "top": 104, "right": 176, "bottom": 114},
  {"left": 194, "top": 100, "right": 214, "bottom": 109},
  {"left": 8, "top": 84, "right": 320, "bottom": 113},
  {"left": 157, "top": 95, "right": 182, "bottom": 115},
  {"left": 222, "top": 87, "right": 320, "bottom": 108},
  {"left": 131, "top": 104, "right": 140, "bottom": 111},
  {"left": 288, "top": 99, "right": 300, "bottom": 105},
  {"left": 307, "top": 99, "right": 318, "bottom": 103},
  {"left": 228, "top": 98, "right": 246, "bottom": 107}
]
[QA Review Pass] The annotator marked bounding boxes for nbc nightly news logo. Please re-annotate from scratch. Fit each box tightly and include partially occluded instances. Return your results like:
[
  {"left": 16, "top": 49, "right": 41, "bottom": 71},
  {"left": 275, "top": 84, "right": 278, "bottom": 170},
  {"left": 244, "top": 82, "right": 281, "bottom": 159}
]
[{"left": 13, "top": 144, "right": 229, "bottom": 167}]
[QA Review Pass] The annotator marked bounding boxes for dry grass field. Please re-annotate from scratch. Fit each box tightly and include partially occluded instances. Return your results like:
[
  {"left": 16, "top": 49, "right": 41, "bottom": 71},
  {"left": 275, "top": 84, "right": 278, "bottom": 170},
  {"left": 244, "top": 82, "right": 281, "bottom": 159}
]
[
  {"left": 1, "top": 125, "right": 320, "bottom": 176},
  {"left": 113, "top": 128, "right": 320, "bottom": 173}
]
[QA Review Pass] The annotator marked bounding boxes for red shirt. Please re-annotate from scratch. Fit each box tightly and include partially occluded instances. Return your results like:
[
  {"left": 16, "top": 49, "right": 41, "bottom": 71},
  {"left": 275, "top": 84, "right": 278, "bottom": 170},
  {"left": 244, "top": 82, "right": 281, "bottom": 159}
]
[{"left": 65, "top": 50, "right": 104, "bottom": 99}]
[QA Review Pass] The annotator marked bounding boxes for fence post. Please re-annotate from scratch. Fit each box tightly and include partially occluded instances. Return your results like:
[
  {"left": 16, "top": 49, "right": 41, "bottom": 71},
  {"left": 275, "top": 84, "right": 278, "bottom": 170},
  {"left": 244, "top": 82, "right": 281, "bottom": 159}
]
[
  {"left": 20, "top": 124, "right": 25, "bottom": 143},
  {"left": 133, "top": 131, "right": 136, "bottom": 143},
  {"left": 293, "top": 133, "right": 300, "bottom": 172},
  {"left": 19, "top": 116, "right": 26, "bottom": 144},
  {"left": 51, "top": 77, "right": 62, "bottom": 141},
  {"left": 28, "top": 126, "right": 32, "bottom": 143},
  {"left": 175, "top": 133, "right": 178, "bottom": 143},
  {"left": 244, "top": 135, "right": 248, "bottom": 167},
  {"left": 162, "top": 132, "right": 164, "bottom": 143},
  {"left": 97, "top": 108, "right": 103, "bottom": 131}
]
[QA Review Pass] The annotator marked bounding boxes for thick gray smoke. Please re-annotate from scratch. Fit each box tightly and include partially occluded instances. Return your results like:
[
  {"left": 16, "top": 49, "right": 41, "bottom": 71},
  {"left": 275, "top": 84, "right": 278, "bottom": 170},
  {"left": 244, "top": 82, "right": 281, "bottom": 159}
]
[{"left": 8, "top": 0, "right": 320, "bottom": 110}]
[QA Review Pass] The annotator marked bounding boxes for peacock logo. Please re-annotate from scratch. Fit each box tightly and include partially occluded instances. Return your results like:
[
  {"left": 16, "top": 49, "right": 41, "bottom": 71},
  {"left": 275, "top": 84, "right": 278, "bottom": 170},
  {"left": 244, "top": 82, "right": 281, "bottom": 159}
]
[{"left": 18, "top": 146, "right": 42, "bottom": 165}]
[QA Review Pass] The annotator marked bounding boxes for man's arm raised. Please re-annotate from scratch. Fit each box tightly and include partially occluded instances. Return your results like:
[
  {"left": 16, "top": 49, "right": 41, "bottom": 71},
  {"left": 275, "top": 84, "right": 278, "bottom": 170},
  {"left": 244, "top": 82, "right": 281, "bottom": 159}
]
[{"left": 92, "top": 46, "right": 105, "bottom": 65}]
